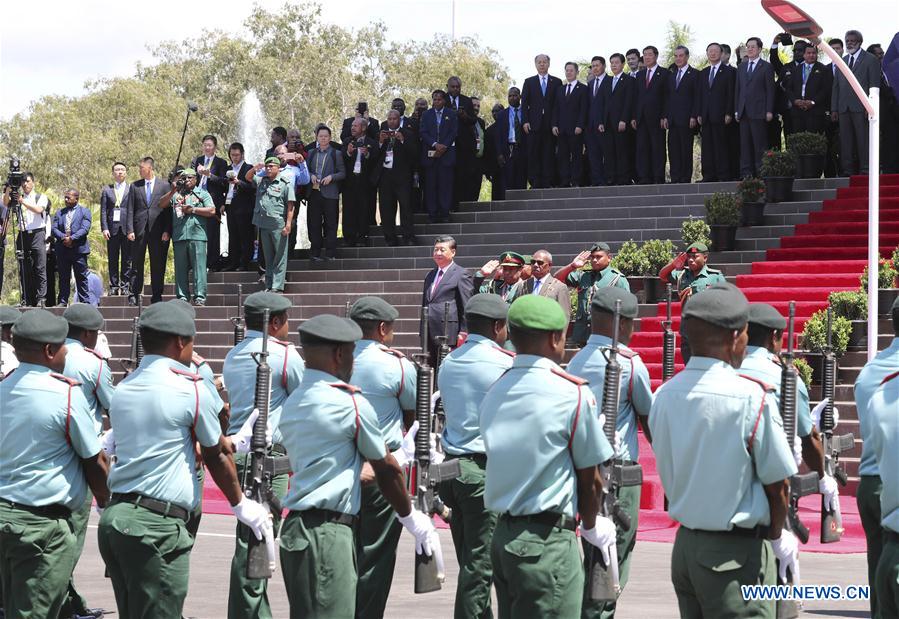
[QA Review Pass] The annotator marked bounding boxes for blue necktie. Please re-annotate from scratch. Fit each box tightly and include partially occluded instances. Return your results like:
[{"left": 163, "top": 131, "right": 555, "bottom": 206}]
[
  {"left": 145, "top": 182, "right": 152, "bottom": 204},
  {"left": 533, "top": 279, "right": 541, "bottom": 295},
  {"left": 540, "top": 76, "right": 547, "bottom": 96}
]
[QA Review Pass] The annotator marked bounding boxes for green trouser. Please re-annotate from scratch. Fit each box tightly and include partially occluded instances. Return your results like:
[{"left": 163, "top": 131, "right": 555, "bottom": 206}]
[
  {"left": 491, "top": 514, "right": 584, "bottom": 619},
  {"left": 59, "top": 493, "right": 92, "bottom": 618},
  {"left": 875, "top": 537, "right": 899, "bottom": 619},
  {"left": 280, "top": 510, "right": 357, "bottom": 619},
  {"left": 228, "top": 451, "right": 289, "bottom": 619},
  {"left": 174, "top": 239, "right": 208, "bottom": 301},
  {"left": 581, "top": 483, "right": 641, "bottom": 619},
  {"left": 437, "top": 454, "right": 498, "bottom": 619},
  {"left": 0, "top": 502, "right": 78, "bottom": 618},
  {"left": 259, "top": 228, "right": 288, "bottom": 291},
  {"left": 97, "top": 501, "right": 195, "bottom": 618},
  {"left": 572, "top": 319, "right": 590, "bottom": 347},
  {"left": 187, "top": 464, "right": 205, "bottom": 538},
  {"left": 355, "top": 482, "right": 403, "bottom": 619},
  {"left": 671, "top": 526, "right": 775, "bottom": 619},
  {"left": 858, "top": 474, "right": 884, "bottom": 619}
]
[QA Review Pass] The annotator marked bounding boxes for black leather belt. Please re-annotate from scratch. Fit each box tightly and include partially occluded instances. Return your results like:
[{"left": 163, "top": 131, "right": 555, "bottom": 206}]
[
  {"left": 885, "top": 530, "right": 899, "bottom": 545},
  {"left": 456, "top": 453, "right": 487, "bottom": 465},
  {"left": 684, "top": 524, "right": 770, "bottom": 539},
  {"left": 110, "top": 493, "right": 190, "bottom": 523},
  {"left": 1, "top": 500, "right": 71, "bottom": 519},
  {"left": 291, "top": 508, "right": 358, "bottom": 528},
  {"left": 500, "top": 511, "right": 577, "bottom": 531}
]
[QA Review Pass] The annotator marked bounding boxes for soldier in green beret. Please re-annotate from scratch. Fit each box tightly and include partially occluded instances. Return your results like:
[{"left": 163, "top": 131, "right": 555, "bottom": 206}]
[
  {"left": 247, "top": 157, "right": 295, "bottom": 293},
  {"left": 474, "top": 251, "right": 526, "bottom": 302},
  {"left": 0, "top": 305, "right": 21, "bottom": 377},
  {"left": 0, "top": 309, "right": 110, "bottom": 618},
  {"left": 555, "top": 242, "right": 630, "bottom": 346}
]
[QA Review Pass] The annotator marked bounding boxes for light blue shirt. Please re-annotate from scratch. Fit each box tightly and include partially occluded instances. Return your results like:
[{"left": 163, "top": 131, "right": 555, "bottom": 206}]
[
  {"left": 867, "top": 374, "right": 899, "bottom": 533},
  {"left": 567, "top": 334, "right": 654, "bottom": 461},
  {"left": 0, "top": 363, "right": 101, "bottom": 510},
  {"left": 255, "top": 163, "right": 310, "bottom": 189},
  {"left": 439, "top": 334, "right": 515, "bottom": 455},
  {"left": 854, "top": 337, "right": 899, "bottom": 476},
  {"left": 481, "top": 355, "right": 612, "bottom": 518},
  {"left": 351, "top": 340, "right": 417, "bottom": 450},
  {"left": 280, "top": 369, "right": 387, "bottom": 514},
  {"left": 192, "top": 354, "right": 223, "bottom": 406},
  {"left": 222, "top": 330, "right": 305, "bottom": 444},
  {"left": 507, "top": 106, "right": 520, "bottom": 143},
  {"left": 649, "top": 357, "right": 798, "bottom": 530},
  {"left": 739, "top": 346, "right": 813, "bottom": 438},
  {"left": 107, "top": 355, "right": 223, "bottom": 511},
  {"left": 63, "top": 338, "right": 115, "bottom": 435}
]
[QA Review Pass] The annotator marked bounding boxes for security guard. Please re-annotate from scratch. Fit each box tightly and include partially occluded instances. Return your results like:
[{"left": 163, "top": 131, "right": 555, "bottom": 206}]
[
  {"left": 163, "top": 168, "right": 216, "bottom": 306},
  {"left": 0, "top": 305, "right": 21, "bottom": 377},
  {"left": 98, "top": 302, "right": 270, "bottom": 618},
  {"left": 0, "top": 309, "right": 110, "bottom": 618},
  {"left": 221, "top": 291, "right": 304, "bottom": 619},
  {"left": 649, "top": 284, "right": 798, "bottom": 618},
  {"left": 854, "top": 295, "right": 899, "bottom": 618},
  {"left": 348, "top": 296, "right": 417, "bottom": 619},
  {"left": 474, "top": 251, "right": 527, "bottom": 302},
  {"left": 437, "top": 293, "right": 514, "bottom": 619},
  {"left": 279, "top": 314, "right": 434, "bottom": 618},
  {"left": 481, "top": 294, "right": 617, "bottom": 617},
  {"left": 567, "top": 287, "right": 653, "bottom": 619},
  {"left": 555, "top": 242, "right": 631, "bottom": 346},
  {"left": 249, "top": 156, "right": 296, "bottom": 293}
]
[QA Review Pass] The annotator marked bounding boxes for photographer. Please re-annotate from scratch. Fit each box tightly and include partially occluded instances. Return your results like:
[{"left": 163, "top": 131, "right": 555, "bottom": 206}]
[
  {"left": 3, "top": 172, "right": 50, "bottom": 306},
  {"left": 342, "top": 118, "right": 379, "bottom": 247},
  {"left": 222, "top": 143, "right": 255, "bottom": 271},
  {"left": 376, "top": 110, "right": 418, "bottom": 246}
]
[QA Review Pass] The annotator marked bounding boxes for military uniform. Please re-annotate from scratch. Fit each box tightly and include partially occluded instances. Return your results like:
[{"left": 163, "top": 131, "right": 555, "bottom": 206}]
[
  {"left": 438, "top": 294, "right": 515, "bottom": 619},
  {"left": 739, "top": 346, "right": 814, "bottom": 438},
  {"left": 253, "top": 160, "right": 296, "bottom": 292},
  {"left": 474, "top": 252, "right": 527, "bottom": 304},
  {"left": 171, "top": 171, "right": 215, "bottom": 304},
  {"left": 566, "top": 266, "right": 630, "bottom": 346}
]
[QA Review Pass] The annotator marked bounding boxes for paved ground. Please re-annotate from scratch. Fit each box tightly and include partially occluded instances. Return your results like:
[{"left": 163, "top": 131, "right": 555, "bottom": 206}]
[{"left": 74, "top": 513, "right": 872, "bottom": 618}]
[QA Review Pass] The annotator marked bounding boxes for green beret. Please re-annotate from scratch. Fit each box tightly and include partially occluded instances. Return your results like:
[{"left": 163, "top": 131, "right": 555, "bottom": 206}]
[
  {"left": 350, "top": 296, "right": 399, "bottom": 322},
  {"left": 465, "top": 293, "right": 510, "bottom": 320},
  {"left": 244, "top": 291, "right": 292, "bottom": 322},
  {"left": 590, "top": 242, "right": 611, "bottom": 253},
  {"left": 264, "top": 156, "right": 281, "bottom": 165},
  {"left": 139, "top": 301, "right": 196, "bottom": 337},
  {"left": 299, "top": 314, "right": 362, "bottom": 345},
  {"left": 508, "top": 295, "right": 567, "bottom": 332},
  {"left": 686, "top": 242, "right": 709, "bottom": 253},
  {"left": 11, "top": 309, "right": 68, "bottom": 344},
  {"left": 180, "top": 168, "right": 197, "bottom": 177},
  {"left": 167, "top": 298, "right": 196, "bottom": 319},
  {"left": 62, "top": 303, "right": 104, "bottom": 331},
  {"left": 499, "top": 251, "right": 525, "bottom": 267},
  {"left": 0, "top": 305, "right": 21, "bottom": 326},
  {"left": 591, "top": 287, "right": 638, "bottom": 319},
  {"left": 682, "top": 283, "right": 749, "bottom": 330},
  {"left": 747, "top": 303, "right": 786, "bottom": 330}
]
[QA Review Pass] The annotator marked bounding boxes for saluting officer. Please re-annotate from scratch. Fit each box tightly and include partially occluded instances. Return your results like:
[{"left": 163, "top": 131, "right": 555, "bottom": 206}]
[
  {"left": 474, "top": 251, "right": 527, "bottom": 302},
  {"left": 279, "top": 314, "right": 435, "bottom": 618},
  {"left": 98, "top": 302, "right": 270, "bottom": 618},
  {"left": 0, "top": 305, "right": 21, "bottom": 377},
  {"left": 649, "top": 284, "right": 798, "bottom": 618},
  {"left": 221, "top": 291, "right": 304, "bottom": 619},
  {"left": 437, "top": 293, "right": 514, "bottom": 619},
  {"left": 567, "top": 287, "right": 653, "bottom": 619},
  {"left": 480, "top": 295, "right": 617, "bottom": 617},
  {"left": 348, "top": 296, "right": 418, "bottom": 619},
  {"left": 0, "top": 309, "right": 110, "bottom": 618}
]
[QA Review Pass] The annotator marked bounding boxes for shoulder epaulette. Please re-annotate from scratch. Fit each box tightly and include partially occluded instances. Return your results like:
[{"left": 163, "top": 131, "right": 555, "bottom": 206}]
[
  {"left": 769, "top": 354, "right": 783, "bottom": 366},
  {"left": 379, "top": 345, "right": 406, "bottom": 359},
  {"left": 738, "top": 373, "right": 775, "bottom": 393},
  {"left": 551, "top": 367, "right": 588, "bottom": 385},
  {"left": 329, "top": 382, "right": 361, "bottom": 393},
  {"left": 707, "top": 268, "right": 723, "bottom": 274},
  {"left": 84, "top": 346, "right": 106, "bottom": 360},
  {"left": 170, "top": 367, "right": 202, "bottom": 382},
  {"left": 492, "top": 346, "right": 516, "bottom": 357},
  {"left": 618, "top": 348, "right": 638, "bottom": 359},
  {"left": 272, "top": 338, "right": 292, "bottom": 347},
  {"left": 881, "top": 370, "right": 899, "bottom": 385},
  {"left": 191, "top": 353, "right": 207, "bottom": 367},
  {"left": 50, "top": 372, "right": 81, "bottom": 387}
]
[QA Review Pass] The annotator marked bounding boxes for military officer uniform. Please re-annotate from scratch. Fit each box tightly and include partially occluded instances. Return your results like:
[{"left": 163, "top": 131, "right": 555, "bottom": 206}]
[
  {"left": 348, "top": 297, "right": 418, "bottom": 619},
  {"left": 649, "top": 285, "right": 798, "bottom": 619},
  {"left": 0, "top": 305, "right": 20, "bottom": 378},
  {"left": 0, "top": 310, "right": 103, "bottom": 618},
  {"left": 437, "top": 294, "right": 515, "bottom": 619},
  {"left": 474, "top": 252, "right": 527, "bottom": 303},
  {"left": 567, "top": 288, "right": 653, "bottom": 619},
  {"left": 253, "top": 158, "right": 296, "bottom": 292},
  {"left": 566, "top": 243, "right": 630, "bottom": 346},
  {"left": 481, "top": 295, "right": 614, "bottom": 618},
  {"left": 170, "top": 169, "right": 215, "bottom": 304}
]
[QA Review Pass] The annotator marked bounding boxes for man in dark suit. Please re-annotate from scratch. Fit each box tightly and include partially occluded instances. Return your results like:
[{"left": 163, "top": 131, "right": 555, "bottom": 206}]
[
  {"left": 264, "top": 126, "right": 287, "bottom": 160},
  {"left": 832, "top": 30, "right": 883, "bottom": 175},
  {"left": 632, "top": 46, "right": 670, "bottom": 184},
  {"left": 491, "top": 87, "right": 528, "bottom": 200},
  {"left": 445, "top": 76, "right": 479, "bottom": 207},
  {"left": 421, "top": 235, "right": 473, "bottom": 365},
  {"left": 735, "top": 37, "right": 775, "bottom": 178},
  {"left": 789, "top": 44, "right": 831, "bottom": 134},
  {"left": 376, "top": 110, "right": 418, "bottom": 246},
  {"left": 127, "top": 156, "right": 172, "bottom": 304},
  {"left": 420, "top": 90, "right": 458, "bottom": 223},
  {"left": 191, "top": 134, "right": 229, "bottom": 270},
  {"left": 600, "top": 53, "right": 636, "bottom": 185},
  {"left": 586, "top": 56, "right": 610, "bottom": 186},
  {"left": 824, "top": 38, "right": 845, "bottom": 177},
  {"left": 342, "top": 118, "right": 380, "bottom": 246},
  {"left": 521, "top": 54, "right": 563, "bottom": 188},
  {"left": 52, "top": 189, "right": 92, "bottom": 306},
  {"left": 385, "top": 98, "right": 419, "bottom": 133},
  {"left": 100, "top": 162, "right": 132, "bottom": 295},
  {"left": 222, "top": 142, "right": 256, "bottom": 270},
  {"left": 340, "top": 102, "right": 381, "bottom": 143},
  {"left": 552, "top": 62, "right": 588, "bottom": 187},
  {"left": 698, "top": 42, "right": 736, "bottom": 181},
  {"left": 771, "top": 34, "right": 808, "bottom": 142},
  {"left": 666, "top": 46, "right": 701, "bottom": 183}
]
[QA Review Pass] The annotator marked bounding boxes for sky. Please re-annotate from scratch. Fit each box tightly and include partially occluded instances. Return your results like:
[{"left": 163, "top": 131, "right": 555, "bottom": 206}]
[{"left": 1, "top": 0, "right": 897, "bottom": 120}]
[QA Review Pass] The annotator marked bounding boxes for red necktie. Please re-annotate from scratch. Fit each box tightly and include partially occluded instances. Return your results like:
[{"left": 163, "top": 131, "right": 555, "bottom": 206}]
[
  {"left": 646, "top": 70, "right": 651, "bottom": 88},
  {"left": 431, "top": 269, "right": 444, "bottom": 295}
]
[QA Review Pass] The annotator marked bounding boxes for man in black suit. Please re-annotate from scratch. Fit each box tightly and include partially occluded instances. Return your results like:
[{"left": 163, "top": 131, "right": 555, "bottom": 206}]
[
  {"left": 832, "top": 30, "right": 883, "bottom": 175},
  {"left": 789, "top": 44, "right": 831, "bottom": 134},
  {"left": 632, "top": 46, "right": 670, "bottom": 184},
  {"left": 471, "top": 97, "right": 488, "bottom": 200},
  {"left": 385, "top": 97, "right": 418, "bottom": 133},
  {"left": 410, "top": 97, "right": 430, "bottom": 214},
  {"left": 191, "top": 134, "right": 229, "bottom": 270},
  {"left": 100, "top": 162, "right": 132, "bottom": 295},
  {"left": 421, "top": 235, "right": 473, "bottom": 365},
  {"left": 340, "top": 102, "right": 381, "bottom": 143},
  {"left": 127, "top": 156, "right": 171, "bottom": 304},
  {"left": 666, "top": 46, "right": 701, "bottom": 183},
  {"left": 586, "top": 56, "right": 610, "bottom": 186},
  {"left": 445, "top": 76, "right": 478, "bottom": 207},
  {"left": 342, "top": 118, "right": 379, "bottom": 246},
  {"left": 698, "top": 43, "right": 736, "bottom": 181},
  {"left": 600, "top": 53, "right": 636, "bottom": 185},
  {"left": 376, "top": 110, "right": 418, "bottom": 246},
  {"left": 222, "top": 142, "right": 256, "bottom": 270},
  {"left": 521, "top": 54, "right": 563, "bottom": 188},
  {"left": 552, "top": 62, "right": 588, "bottom": 187},
  {"left": 771, "top": 35, "right": 809, "bottom": 143},
  {"left": 824, "top": 38, "right": 844, "bottom": 177},
  {"left": 264, "top": 126, "right": 287, "bottom": 160},
  {"left": 491, "top": 87, "right": 528, "bottom": 200},
  {"left": 735, "top": 37, "right": 775, "bottom": 178}
]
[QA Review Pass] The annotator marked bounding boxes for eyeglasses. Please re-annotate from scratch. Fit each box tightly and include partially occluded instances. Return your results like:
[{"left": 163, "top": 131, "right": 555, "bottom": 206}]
[{"left": 531, "top": 260, "right": 547, "bottom": 266}]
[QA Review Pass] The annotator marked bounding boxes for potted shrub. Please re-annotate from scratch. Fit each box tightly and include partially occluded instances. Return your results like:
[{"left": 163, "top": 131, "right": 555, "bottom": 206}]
[
  {"left": 640, "top": 238, "right": 677, "bottom": 303},
  {"left": 828, "top": 289, "right": 868, "bottom": 350},
  {"left": 611, "top": 240, "right": 649, "bottom": 301},
  {"left": 682, "top": 216, "right": 711, "bottom": 249},
  {"left": 861, "top": 257, "right": 899, "bottom": 313},
  {"left": 736, "top": 177, "right": 767, "bottom": 226},
  {"left": 704, "top": 192, "right": 741, "bottom": 251},
  {"left": 786, "top": 131, "right": 828, "bottom": 178},
  {"left": 800, "top": 309, "right": 852, "bottom": 382},
  {"left": 793, "top": 357, "right": 814, "bottom": 391},
  {"left": 760, "top": 149, "right": 797, "bottom": 203}
]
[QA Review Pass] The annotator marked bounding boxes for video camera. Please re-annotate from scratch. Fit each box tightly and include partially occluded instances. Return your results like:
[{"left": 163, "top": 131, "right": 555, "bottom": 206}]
[{"left": 7, "top": 158, "right": 24, "bottom": 190}]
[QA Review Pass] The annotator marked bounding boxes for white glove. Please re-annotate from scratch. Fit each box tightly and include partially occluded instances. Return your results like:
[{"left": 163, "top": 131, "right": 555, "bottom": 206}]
[
  {"left": 233, "top": 409, "right": 272, "bottom": 454},
  {"left": 231, "top": 498, "right": 273, "bottom": 541},
  {"left": 397, "top": 509, "right": 435, "bottom": 556},
  {"left": 819, "top": 474, "right": 841, "bottom": 513},
  {"left": 392, "top": 421, "right": 419, "bottom": 468},
  {"left": 810, "top": 399, "right": 840, "bottom": 431},
  {"left": 100, "top": 429, "right": 116, "bottom": 457},
  {"left": 580, "top": 516, "right": 618, "bottom": 565},
  {"left": 94, "top": 504, "right": 105, "bottom": 517},
  {"left": 771, "top": 530, "right": 800, "bottom": 584},
  {"left": 792, "top": 434, "right": 803, "bottom": 468},
  {"left": 430, "top": 390, "right": 441, "bottom": 414}
]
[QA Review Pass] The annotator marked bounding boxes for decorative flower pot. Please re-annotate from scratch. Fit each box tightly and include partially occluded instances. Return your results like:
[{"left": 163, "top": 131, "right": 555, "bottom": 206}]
[
  {"left": 797, "top": 153, "right": 825, "bottom": 179},
  {"left": 879, "top": 288, "right": 899, "bottom": 314},
  {"left": 741, "top": 201, "right": 766, "bottom": 227},
  {"left": 847, "top": 320, "right": 868, "bottom": 350},
  {"left": 628, "top": 276, "right": 645, "bottom": 303},
  {"left": 763, "top": 176, "right": 795, "bottom": 203},
  {"left": 642, "top": 277, "right": 663, "bottom": 304},
  {"left": 709, "top": 225, "right": 737, "bottom": 251},
  {"left": 802, "top": 352, "right": 824, "bottom": 384}
]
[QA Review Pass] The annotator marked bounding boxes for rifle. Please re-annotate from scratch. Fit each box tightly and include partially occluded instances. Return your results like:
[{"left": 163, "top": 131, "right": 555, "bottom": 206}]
[
  {"left": 432, "top": 302, "right": 452, "bottom": 440},
  {"left": 662, "top": 283, "right": 676, "bottom": 382},
  {"left": 232, "top": 284, "right": 246, "bottom": 346},
  {"left": 345, "top": 301, "right": 351, "bottom": 318},
  {"left": 586, "top": 299, "right": 643, "bottom": 602},
  {"left": 820, "top": 307, "right": 854, "bottom": 543},
  {"left": 120, "top": 295, "right": 144, "bottom": 375}
]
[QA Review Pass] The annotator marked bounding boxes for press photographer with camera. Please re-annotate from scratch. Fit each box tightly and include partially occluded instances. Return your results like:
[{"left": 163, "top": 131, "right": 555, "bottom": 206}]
[
  {"left": 342, "top": 117, "right": 379, "bottom": 247},
  {"left": 3, "top": 170, "right": 51, "bottom": 306},
  {"left": 376, "top": 109, "right": 419, "bottom": 247}
]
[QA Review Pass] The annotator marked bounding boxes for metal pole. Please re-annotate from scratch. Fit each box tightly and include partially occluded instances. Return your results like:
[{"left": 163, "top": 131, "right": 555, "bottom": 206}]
[{"left": 867, "top": 88, "right": 880, "bottom": 361}]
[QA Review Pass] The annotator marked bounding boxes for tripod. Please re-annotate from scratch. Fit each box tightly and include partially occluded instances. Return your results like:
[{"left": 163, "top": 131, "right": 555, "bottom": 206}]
[{"left": 1, "top": 187, "right": 33, "bottom": 306}]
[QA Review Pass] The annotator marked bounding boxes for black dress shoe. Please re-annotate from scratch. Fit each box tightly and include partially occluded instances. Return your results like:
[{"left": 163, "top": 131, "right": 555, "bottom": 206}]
[
  {"left": 404, "top": 236, "right": 418, "bottom": 246},
  {"left": 386, "top": 237, "right": 399, "bottom": 247}
]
